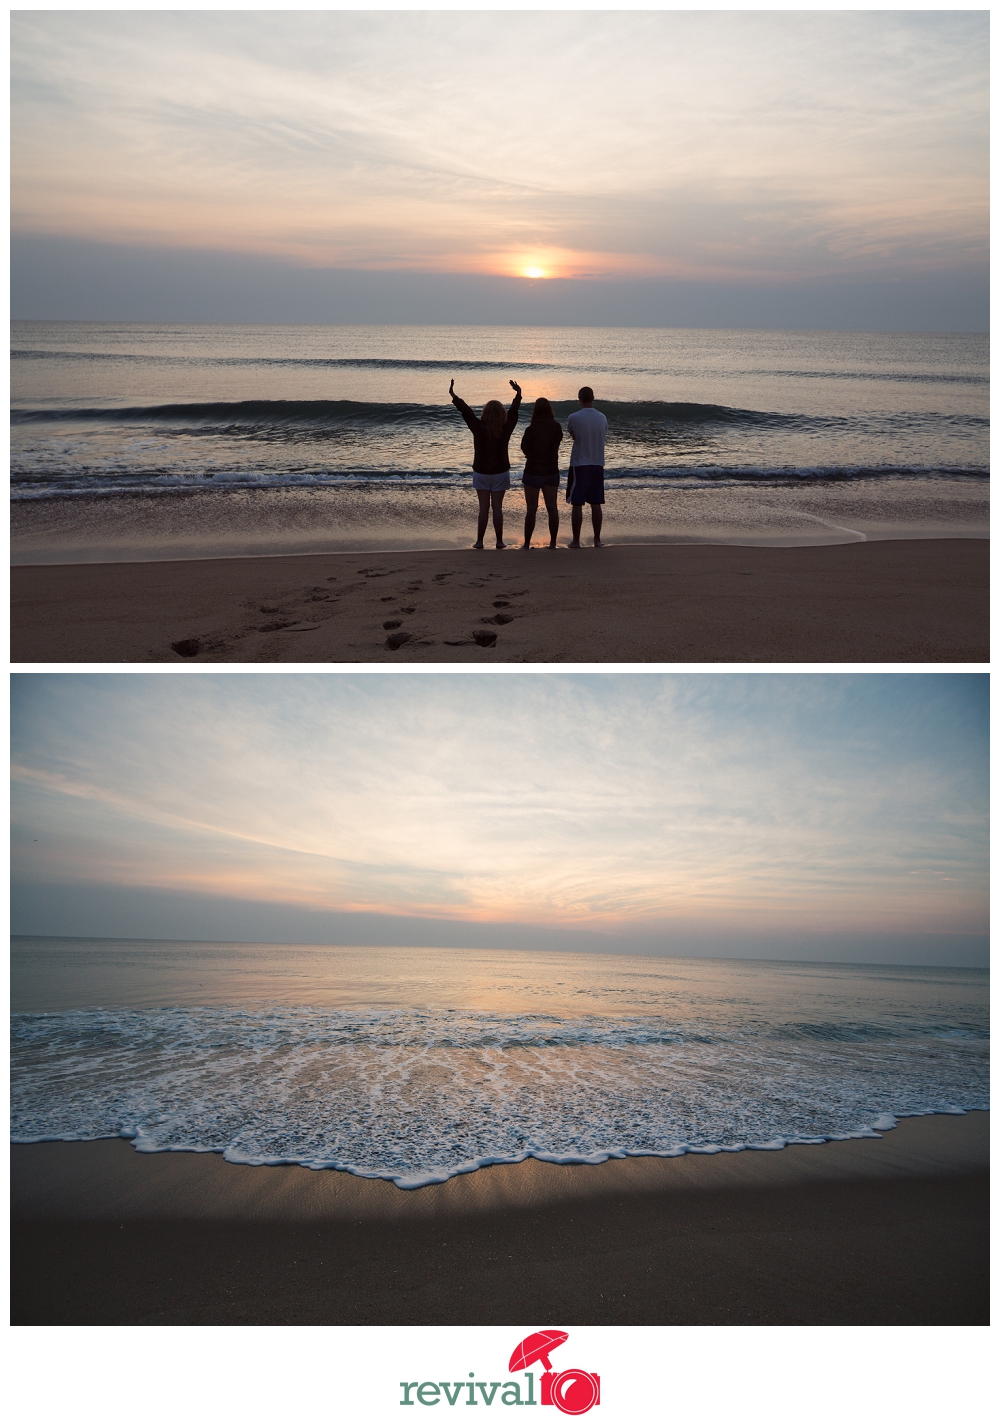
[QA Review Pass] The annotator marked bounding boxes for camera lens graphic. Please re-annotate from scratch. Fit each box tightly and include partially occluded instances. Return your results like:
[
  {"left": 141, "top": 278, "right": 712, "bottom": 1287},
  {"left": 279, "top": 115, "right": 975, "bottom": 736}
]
[{"left": 550, "top": 1370, "right": 600, "bottom": 1415}]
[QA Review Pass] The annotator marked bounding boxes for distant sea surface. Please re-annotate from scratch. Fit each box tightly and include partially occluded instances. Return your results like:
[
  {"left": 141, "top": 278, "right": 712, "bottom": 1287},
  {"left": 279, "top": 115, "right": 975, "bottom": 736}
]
[{"left": 10, "top": 939, "right": 989, "bottom": 1188}]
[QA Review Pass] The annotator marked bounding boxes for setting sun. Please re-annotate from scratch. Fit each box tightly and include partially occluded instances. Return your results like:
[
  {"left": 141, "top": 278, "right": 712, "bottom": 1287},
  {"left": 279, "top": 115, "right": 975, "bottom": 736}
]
[{"left": 523, "top": 266, "right": 547, "bottom": 279}]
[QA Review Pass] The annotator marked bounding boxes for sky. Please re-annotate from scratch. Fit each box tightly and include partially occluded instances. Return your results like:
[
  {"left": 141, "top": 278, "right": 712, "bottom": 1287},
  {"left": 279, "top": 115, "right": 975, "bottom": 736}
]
[
  {"left": 10, "top": 8, "right": 989, "bottom": 329},
  {"left": 10, "top": 673, "right": 988, "bottom": 966}
]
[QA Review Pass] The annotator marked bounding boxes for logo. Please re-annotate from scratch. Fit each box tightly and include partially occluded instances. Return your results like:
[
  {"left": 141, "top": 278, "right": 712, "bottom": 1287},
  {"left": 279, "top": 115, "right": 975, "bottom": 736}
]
[
  {"left": 400, "top": 1330, "right": 600, "bottom": 1414},
  {"left": 510, "top": 1331, "right": 601, "bottom": 1415}
]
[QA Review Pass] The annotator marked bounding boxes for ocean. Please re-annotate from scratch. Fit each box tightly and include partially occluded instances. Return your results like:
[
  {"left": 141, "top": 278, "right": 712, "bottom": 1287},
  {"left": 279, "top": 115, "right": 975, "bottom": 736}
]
[
  {"left": 10, "top": 323, "right": 989, "bottom": 562},
  {"left": 11, "top": 938, "right": 989, "bottom": 1189}
]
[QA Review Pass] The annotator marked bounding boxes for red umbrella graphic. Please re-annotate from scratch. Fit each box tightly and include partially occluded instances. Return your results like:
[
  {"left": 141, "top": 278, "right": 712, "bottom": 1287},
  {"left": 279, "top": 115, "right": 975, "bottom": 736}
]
[{"left": 509, "top": 1330, "right": 568, "bottom": 1374}]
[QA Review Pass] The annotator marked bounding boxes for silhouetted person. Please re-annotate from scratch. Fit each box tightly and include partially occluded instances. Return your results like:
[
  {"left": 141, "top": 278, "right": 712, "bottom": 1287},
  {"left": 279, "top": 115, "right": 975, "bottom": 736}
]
[
  {"left": 519, "top": 396, "right": 562, "bottom": 548},
  {"left": 449, "top": 378, "right": 522, "bottom": 548},
  {"left": 566, "top": 386, "right": 607, "bottom": 548}
]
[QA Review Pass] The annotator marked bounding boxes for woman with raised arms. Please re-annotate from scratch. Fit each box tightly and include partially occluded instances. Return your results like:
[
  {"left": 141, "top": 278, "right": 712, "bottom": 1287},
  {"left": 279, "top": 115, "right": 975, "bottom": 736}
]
[{"left": 449, "top": 377, "right": 522, "bottom": 549}]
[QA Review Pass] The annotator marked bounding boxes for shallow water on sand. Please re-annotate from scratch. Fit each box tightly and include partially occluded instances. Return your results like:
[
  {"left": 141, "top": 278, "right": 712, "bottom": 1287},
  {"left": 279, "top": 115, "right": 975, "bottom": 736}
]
[
  {"left": 10, "top": 478, "right": 991, "bottom": 565},
  {"left": 11, "top": 940, "right": 989, "bottom": 1186}
]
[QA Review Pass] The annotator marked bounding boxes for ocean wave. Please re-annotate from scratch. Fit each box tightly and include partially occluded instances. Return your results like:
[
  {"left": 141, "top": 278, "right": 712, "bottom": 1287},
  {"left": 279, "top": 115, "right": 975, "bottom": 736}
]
[
  {"left": 10, "top": 1005, "right": 988, "bottom": 1187},
  {"left": 12, "top": 398, "right": 458, "bottom": 427},
  {"left": 736, "top": 368, "right": 988, "bottom": 386},
  {"left": 11, "top": 350, "right": 987, "bottom": 386},
  {"left": 11, "top": 350, "right": 559, "bottom": 372},
  {"left": 9, "top": 463, "right": 988, "bottom": 499},
  {"left": 12, "top": 397, "right": 990, "bottom": 433}
]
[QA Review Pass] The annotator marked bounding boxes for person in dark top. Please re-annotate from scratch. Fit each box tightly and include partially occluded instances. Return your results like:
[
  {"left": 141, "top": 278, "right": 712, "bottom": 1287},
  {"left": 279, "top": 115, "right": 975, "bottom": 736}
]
[
  {"left": 449, "top": 377, "right": 522, "bottom": 548},
  {"left": 519, "top": 397, "right": 563, "bottom": 549}
]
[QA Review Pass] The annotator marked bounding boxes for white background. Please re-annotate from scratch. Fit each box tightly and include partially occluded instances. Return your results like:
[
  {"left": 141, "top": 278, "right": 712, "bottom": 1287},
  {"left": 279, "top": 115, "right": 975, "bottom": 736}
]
[{"left": 11, "top": 1327, "right": 992, "bottom": 1413}]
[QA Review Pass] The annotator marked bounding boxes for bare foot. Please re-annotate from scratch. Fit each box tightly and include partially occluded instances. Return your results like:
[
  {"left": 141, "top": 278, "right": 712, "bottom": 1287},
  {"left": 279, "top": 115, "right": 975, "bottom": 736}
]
[
  {"left": 496, "top": 541, "right": 507, "bottom": 549},
  {"left": 473, "top": 541, "right": 484, "bottom": 549},
  {"left": 545, "top": 542, "right": 558, "bottom": 549},
  {"left": 521, "top": 541, "right": 532, "bottom": 550},
  {"left": 568, "top": 540, "right": 581, "bottom": 549},
  {"left": 594, "top": 539, "right": 603, "bottom": 548}
]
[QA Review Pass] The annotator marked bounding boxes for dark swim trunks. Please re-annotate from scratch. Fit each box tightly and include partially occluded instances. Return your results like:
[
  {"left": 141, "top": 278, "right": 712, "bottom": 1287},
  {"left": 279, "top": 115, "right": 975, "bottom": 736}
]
[
  {"left": 568, "top": 465, "right": 605, "bottom": 505},
  {"left": 523, "top": 473, "right": 560, "bottom": 489}
]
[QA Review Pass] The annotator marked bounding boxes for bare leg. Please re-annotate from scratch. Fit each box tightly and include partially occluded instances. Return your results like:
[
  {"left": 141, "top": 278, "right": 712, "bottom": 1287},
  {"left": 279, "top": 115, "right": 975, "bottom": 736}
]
[
  {"left": 570, "top": 504, "right": 583, "bottom": 546},
  {"left": 491, "top": 489, "right": 506, "bottom": 547},
  {"left": 541, "top": 483, "right": 559, "bottom": 547},
  {"left": 475, "top": 489, "right": 491, "bottom": 548},
  {"left": 592, "top": 503, "right": 603, "bottom": 546},
  {"left": 523, "top": 484, "right": 540, "bottom": 547}
]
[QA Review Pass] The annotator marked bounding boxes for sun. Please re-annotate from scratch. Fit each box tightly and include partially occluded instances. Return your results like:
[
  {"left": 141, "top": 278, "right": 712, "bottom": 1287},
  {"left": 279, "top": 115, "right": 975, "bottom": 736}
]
[{"left": 522, "top": 266, "right": 547, "bottom": 279}]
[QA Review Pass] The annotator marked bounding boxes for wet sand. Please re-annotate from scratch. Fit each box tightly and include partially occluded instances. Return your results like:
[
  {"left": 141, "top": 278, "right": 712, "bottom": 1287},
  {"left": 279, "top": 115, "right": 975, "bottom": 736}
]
[
  {"left": 11, "top": 538, "right": 988, "bottom": 663},
  {"left": 11, "top": 1112, "right": 988, "bottom": 1325}
]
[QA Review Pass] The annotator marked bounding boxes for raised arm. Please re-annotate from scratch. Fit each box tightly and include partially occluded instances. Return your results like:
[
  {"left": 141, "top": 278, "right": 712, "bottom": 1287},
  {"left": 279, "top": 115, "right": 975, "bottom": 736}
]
[
  {"left": 506, "top": 379, "right": 522, "bottom": 432},
  {"left": 449, "top": 378, "right": 478, "bottom": 432}
]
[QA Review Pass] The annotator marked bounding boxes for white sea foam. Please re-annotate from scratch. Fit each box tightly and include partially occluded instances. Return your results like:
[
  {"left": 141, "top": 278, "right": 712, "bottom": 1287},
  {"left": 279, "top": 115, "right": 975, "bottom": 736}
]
[{"left": 9, "top": 1005, "right": 988, "bottom": 1187}]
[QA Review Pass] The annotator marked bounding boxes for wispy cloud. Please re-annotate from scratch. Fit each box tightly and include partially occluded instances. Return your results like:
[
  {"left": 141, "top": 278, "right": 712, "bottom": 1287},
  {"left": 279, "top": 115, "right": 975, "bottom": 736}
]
[
  {"left": 11, "top": 12, "right": 987, "bottom": 282},
  {"left": 10, "top": 675, "right": 988, "bottom": 944}
]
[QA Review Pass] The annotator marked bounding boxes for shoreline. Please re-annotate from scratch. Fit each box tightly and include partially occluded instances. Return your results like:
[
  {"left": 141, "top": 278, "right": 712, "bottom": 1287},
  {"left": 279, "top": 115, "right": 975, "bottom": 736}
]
[
  {"left": 11, "top": 1113, "right": 988, "bottom": 1324},
  {"left": 11, "top": 537, "right": 989, "bottom": 663}
]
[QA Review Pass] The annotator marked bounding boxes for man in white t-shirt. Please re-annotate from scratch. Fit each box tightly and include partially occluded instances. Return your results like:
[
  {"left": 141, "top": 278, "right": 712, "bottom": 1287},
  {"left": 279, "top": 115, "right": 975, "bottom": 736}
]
[{"left": 566, "top": 386, "right": 608, "bottom": 547}]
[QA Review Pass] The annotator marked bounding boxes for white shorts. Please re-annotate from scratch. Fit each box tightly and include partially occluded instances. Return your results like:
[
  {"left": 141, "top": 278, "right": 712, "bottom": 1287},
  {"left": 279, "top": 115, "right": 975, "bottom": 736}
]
[{"left": 472, "top": 471, "right": 511, "bottom": 492}]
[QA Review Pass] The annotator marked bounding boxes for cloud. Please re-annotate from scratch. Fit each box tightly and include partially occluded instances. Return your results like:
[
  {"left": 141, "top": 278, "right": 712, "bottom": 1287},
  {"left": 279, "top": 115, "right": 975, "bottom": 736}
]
[
  {"left": 11, "top": 11, "right": 987, "bottom": 284},
  {"left": 10, "top": 675, "right": 988, "bottom": 949}
]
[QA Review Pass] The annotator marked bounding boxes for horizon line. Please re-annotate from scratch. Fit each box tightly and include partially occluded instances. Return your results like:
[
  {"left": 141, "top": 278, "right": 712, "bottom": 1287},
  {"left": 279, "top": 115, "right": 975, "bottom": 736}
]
[
  {"left": 10, "top": 933, "right": 989, "bottom": 972},
  {"left": 9, "top": 318, "right": 989, "bottom": 337}
]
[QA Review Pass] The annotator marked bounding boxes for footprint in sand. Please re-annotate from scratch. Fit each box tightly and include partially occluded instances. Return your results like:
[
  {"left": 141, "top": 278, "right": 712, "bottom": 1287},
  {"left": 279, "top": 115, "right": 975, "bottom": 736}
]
[
  {"left": 492, "top": 599, "right": 510, "bottom": 608},
  {"left": 385, "top": 631, "right": 412, "bottom": 650},
  {"left": 171, "top": 638, "right": 201, "bottom": 658},
  {"left": 383, "top": 619, "right": 402, "bottom": 629},
  {"left": 482, "top": 613, "right": 513, "bottom": 625},
  {"left": 472, "top": 630, "right": 498, "bottom": 648}
]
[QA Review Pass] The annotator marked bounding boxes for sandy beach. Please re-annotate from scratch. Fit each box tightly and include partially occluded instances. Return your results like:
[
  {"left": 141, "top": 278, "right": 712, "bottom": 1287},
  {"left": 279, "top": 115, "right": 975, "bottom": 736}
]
[
  {"left": 11, "top": 537, "right": 988, "bottom": 663},
  {"left": 11, "top": 1112, "right": 988, "bottom": 1325}
]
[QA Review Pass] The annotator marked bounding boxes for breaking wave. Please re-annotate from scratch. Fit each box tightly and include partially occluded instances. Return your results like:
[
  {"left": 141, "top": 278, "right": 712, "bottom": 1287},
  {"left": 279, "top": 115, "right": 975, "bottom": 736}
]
[{"left": 10, "top": 1004, "right": 988, "bottom": 1188}]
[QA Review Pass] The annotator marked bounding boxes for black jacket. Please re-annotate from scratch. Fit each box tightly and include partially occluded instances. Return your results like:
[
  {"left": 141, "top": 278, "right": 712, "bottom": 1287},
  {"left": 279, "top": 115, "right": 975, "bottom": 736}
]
[
  {"left": 452, "top": 392, "right": 521, "bottom": 474},
  {"left": 520, "top": 419, "right": 563, "bottom": 477}
]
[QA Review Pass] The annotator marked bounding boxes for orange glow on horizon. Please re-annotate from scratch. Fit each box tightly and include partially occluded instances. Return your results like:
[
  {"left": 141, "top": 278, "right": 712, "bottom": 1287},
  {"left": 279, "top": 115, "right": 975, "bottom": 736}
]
[{"left": 477, "top": 247, "right": 692, "bottom": 282}]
